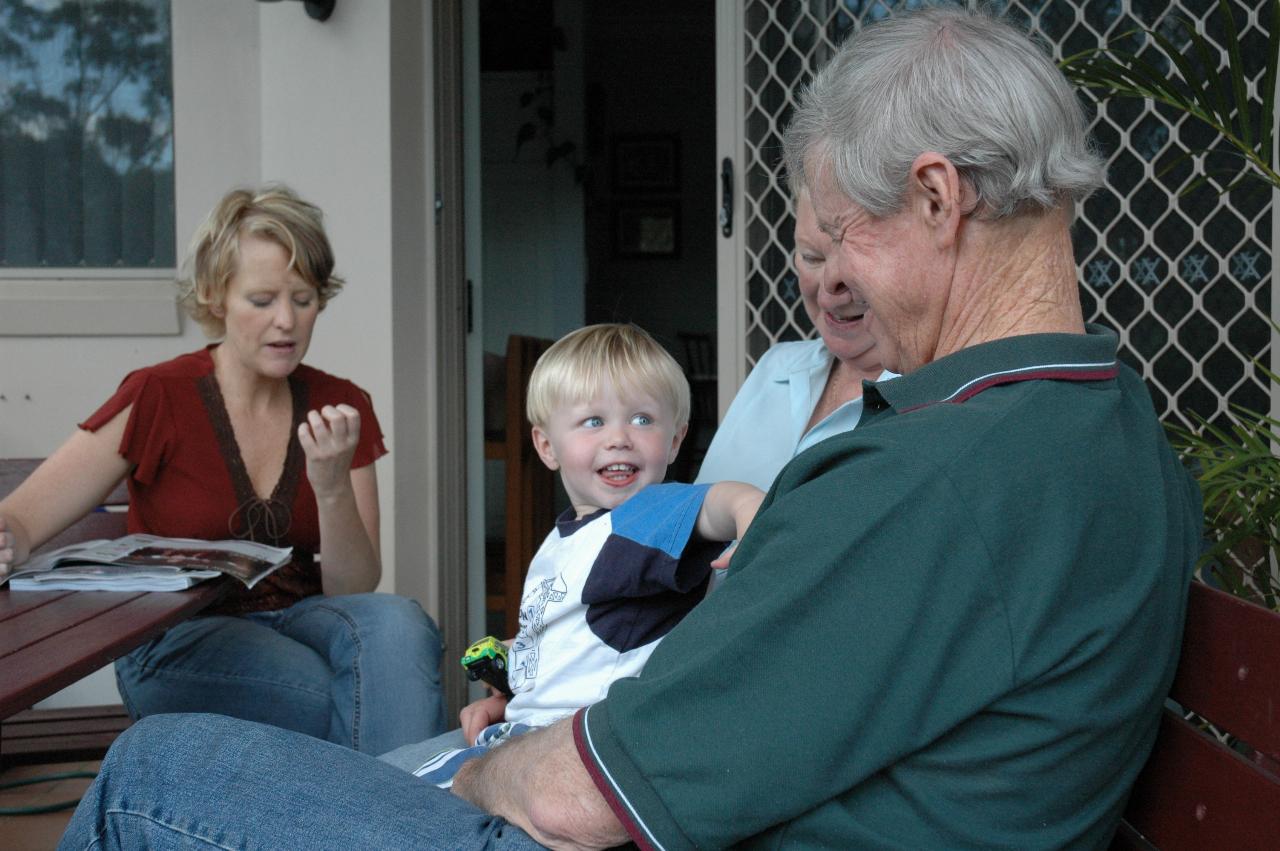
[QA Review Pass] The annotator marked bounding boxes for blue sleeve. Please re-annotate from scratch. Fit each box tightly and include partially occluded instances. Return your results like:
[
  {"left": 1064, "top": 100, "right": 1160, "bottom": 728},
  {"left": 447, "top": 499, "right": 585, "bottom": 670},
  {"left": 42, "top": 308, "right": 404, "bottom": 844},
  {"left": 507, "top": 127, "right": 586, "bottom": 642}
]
[
  {"left": 582, "top": 483, "right": 714, "bottom": 601},
  {"left": 611, "top": 483, "right": 711, "bottom": 556}
]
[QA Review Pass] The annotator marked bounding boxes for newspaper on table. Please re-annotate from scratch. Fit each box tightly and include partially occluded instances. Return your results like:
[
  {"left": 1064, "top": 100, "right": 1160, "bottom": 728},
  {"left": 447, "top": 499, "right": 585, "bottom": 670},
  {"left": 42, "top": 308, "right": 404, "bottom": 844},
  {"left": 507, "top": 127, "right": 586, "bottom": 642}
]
[{"left": 2, "top": 534, "right": 291, "bottom": 592}]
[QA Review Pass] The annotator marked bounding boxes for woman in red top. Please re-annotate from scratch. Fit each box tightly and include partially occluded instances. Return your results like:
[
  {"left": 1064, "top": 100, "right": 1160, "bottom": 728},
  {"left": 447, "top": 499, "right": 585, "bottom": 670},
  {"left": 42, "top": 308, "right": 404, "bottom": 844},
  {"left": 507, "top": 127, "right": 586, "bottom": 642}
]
[{"left": 0, "top": 185, "right": 446, "bottom": 754}]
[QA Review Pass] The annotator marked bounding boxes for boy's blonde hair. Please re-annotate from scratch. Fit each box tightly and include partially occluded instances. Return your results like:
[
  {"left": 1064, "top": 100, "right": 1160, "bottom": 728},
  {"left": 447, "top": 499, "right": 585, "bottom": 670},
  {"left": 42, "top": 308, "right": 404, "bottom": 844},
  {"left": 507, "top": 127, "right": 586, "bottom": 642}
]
[{"left": 527, "top": 324, "right": 691, "bottom": 430}]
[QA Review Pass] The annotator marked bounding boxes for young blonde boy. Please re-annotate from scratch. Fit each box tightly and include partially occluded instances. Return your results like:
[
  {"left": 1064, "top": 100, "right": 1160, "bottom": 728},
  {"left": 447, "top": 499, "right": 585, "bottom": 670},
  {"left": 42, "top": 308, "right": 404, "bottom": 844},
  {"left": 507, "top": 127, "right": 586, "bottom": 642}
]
[{"left": 381, "top": 323, "right": 762, "bottom": 783}]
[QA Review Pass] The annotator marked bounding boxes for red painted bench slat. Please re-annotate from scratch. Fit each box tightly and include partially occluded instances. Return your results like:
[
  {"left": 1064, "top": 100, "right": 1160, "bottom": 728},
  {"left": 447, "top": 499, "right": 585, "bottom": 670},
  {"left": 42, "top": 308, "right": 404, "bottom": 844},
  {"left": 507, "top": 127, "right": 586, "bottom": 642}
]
[
  {"left": 0, "top": 705, "right": 133, "bottom": 766},
  {"left": 1121, "top": 709, "right": 1280, "bottom": 850},
  {"left": 1114, "top": 582, "right": 1280, "bottom": 849},
  {"left": 40, "top": 512, "right": 129, "bottom": 553},
  {"left": 1165, "top": 582, "right": 1280, "bottom": 761}
]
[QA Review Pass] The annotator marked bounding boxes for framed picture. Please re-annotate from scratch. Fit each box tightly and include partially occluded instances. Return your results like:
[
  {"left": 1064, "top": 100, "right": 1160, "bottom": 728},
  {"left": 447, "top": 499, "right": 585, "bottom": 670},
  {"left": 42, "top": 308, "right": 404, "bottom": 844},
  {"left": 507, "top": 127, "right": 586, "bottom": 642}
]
[
  {"left": 612, "top": 134, "right": 680, "bottom": 193},
  {"left": 614, "top": 202, "right": 680, "bottom": 258}
]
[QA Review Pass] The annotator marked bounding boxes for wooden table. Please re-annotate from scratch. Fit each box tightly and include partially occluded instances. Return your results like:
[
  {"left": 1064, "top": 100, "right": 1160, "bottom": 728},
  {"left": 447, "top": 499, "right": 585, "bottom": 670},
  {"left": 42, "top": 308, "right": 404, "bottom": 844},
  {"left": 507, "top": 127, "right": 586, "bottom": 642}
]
[
  {"left": 0, "top": 459, "right": 236, "bottom": 760},
  {"left": 0, "top": 581, "right": 229, "bottom": 721}
]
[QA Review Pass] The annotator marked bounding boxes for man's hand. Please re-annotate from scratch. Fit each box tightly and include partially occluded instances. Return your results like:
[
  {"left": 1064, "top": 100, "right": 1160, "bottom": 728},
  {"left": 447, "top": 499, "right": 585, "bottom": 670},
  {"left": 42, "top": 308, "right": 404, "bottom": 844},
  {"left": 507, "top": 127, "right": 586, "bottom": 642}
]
[
  {"left": 452, "top": 717, "right": 629, "bottom": 850},
  {"left": 460, "top": 692, "right": 509, "bottom": 743}
]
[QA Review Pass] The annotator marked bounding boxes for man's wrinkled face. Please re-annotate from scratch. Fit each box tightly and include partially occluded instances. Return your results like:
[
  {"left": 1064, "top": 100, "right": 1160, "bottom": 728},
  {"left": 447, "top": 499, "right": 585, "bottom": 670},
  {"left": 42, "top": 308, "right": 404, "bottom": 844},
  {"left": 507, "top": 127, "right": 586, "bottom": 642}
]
[{"left": 807, "top": 165, "right": 942, "bottom": 375}]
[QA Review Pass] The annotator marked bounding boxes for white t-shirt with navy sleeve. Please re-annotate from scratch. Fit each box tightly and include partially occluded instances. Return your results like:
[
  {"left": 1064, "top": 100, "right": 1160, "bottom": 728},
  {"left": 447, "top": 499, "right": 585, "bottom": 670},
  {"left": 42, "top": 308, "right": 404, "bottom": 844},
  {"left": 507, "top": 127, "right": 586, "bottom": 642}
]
[{"left": 505, "top": 482, "right": 719, "bottom": 727}]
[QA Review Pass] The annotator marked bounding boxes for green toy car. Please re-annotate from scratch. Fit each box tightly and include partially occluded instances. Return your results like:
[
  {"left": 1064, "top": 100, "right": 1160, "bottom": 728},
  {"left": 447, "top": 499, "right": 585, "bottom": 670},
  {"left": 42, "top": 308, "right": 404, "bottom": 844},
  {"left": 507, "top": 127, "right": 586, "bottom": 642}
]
[{"left": 460, "top": 635, "right": 513, "bottom": 697}]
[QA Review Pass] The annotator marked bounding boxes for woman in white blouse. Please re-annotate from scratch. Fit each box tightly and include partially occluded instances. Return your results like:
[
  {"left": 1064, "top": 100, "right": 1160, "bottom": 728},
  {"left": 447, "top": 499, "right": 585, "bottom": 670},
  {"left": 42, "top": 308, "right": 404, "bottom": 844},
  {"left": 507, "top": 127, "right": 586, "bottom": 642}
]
[{"left": 696, "top": 190, "right": 897, "bottom": 491}]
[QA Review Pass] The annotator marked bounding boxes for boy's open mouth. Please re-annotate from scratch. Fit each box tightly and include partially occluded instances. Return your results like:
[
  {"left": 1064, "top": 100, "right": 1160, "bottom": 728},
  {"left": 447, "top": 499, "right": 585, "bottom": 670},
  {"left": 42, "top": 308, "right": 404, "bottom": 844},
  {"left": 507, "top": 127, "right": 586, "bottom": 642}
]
[{"left": 599, "top": 463, "right": 638, "bottom": 486}]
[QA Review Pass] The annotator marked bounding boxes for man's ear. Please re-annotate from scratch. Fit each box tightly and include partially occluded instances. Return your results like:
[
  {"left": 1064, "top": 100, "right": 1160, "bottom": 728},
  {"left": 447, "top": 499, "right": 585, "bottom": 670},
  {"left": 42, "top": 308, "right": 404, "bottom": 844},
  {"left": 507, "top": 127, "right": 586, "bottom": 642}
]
[
  {"left": 667, "top": 422, "right": 689, "bottom": 464},
  {"left": 531, "top": 426, "right": 560, "bottom": 471},
  {"left": 907, "top": 152, "right": 967, "bottom": 250}
]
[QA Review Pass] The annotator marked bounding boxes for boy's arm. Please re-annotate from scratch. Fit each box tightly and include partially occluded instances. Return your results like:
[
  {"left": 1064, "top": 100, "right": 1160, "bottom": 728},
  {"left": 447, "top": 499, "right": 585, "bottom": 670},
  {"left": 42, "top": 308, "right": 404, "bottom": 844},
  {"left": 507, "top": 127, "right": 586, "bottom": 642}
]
[
  {"left": 460, "top": 693, "right": 509, "bottom": 743},
  {"left": 695, "top": 481, "right": 764, "bottom": 543}
]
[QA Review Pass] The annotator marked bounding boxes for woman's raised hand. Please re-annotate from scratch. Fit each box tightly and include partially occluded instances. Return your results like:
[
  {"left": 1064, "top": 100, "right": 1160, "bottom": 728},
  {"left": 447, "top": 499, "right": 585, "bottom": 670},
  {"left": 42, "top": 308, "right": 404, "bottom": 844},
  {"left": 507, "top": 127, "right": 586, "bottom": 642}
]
[
  {"left": 0, "top": 515, "right": 17, "bottom": 577},
  {"left": 298, "top": 404, "right": 361, "bottom": 498}
]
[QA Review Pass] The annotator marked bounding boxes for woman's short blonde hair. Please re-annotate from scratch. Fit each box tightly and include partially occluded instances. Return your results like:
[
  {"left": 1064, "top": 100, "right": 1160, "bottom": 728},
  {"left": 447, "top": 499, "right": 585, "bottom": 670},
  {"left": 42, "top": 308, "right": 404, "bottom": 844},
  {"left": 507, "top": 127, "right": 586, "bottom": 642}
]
[
  {"left": 177, "top": 184, "right": 344, "bottom": 337},
  {"left": 526, "top": 324, "right": 691, "bottom": 430}
]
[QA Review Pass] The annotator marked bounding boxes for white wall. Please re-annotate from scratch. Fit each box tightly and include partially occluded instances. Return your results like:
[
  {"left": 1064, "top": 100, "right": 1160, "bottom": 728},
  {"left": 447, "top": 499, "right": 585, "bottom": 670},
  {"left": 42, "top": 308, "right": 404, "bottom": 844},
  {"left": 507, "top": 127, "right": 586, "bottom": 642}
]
[
  {"left": 5, "top": 0, "right": 435, "bottom": 709},
  {"left": 0, "top": 2, "right": 259, "bottom": 458},
  {"left": 257, "top": 0, "right": 402, "bottom": 591}
]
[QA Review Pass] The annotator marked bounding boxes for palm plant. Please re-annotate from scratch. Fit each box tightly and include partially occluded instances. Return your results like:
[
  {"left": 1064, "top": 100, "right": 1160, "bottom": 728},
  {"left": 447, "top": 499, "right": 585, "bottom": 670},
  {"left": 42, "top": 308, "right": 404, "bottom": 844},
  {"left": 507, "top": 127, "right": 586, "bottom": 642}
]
[
  {"left": 1165, "top": 372, "right": 1280, "bottom": 610},
  {"left": 1060, "top": 0, "right": 1280, "bottom": 610},
  {"left": 1060, "top": 0, "right": 1278, "bottom": 196}
]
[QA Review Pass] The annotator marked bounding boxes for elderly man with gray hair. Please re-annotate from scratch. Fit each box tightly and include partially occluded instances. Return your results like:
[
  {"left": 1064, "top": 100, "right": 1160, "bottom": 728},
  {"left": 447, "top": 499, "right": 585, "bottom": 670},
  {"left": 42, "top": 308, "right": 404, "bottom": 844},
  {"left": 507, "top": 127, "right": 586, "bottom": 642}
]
[{"left": 61, "top": 7, "right": 1201, "bottom": 850}]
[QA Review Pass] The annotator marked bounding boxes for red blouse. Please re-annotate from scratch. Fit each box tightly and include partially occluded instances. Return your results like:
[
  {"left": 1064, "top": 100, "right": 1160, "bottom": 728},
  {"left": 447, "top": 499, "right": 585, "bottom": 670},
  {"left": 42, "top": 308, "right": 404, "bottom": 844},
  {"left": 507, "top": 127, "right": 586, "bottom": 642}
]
[{"left": 81, "top": 347, "right": 388, "bottom": 615}]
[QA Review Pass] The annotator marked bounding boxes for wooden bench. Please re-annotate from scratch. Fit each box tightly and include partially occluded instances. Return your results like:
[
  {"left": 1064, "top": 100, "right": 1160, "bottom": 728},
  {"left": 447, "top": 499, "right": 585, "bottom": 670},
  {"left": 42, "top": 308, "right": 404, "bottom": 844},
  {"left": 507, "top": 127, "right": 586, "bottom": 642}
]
[
  {"left": 0, "top": 458, "right": 228, "bottom": 765},
  {"left": 1112, "top": 580, "right": 1280, "bottom": 849}
]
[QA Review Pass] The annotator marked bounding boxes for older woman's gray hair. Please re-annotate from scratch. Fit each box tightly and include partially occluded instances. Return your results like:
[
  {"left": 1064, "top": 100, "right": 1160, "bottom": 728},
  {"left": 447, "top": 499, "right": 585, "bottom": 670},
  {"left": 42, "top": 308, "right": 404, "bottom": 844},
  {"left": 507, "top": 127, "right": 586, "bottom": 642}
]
[{"left": 782, "top": 5, "right": 1105, "bottom": 219}]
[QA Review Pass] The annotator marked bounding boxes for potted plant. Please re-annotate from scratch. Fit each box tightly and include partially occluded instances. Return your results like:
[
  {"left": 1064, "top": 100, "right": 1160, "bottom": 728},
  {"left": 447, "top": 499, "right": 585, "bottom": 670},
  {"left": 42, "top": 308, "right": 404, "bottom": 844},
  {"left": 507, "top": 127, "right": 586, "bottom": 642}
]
[{"left": 1060, "top": 0, "right": 1279, "bottom": 611}]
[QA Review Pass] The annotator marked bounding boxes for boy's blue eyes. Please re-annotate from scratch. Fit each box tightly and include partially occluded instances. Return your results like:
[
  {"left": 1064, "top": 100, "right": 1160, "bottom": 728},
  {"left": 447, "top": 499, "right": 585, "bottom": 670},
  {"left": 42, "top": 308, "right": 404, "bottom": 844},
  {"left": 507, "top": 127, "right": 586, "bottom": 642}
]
[{"left": 581, "top": 414, "right": 655, "bottom": 428}]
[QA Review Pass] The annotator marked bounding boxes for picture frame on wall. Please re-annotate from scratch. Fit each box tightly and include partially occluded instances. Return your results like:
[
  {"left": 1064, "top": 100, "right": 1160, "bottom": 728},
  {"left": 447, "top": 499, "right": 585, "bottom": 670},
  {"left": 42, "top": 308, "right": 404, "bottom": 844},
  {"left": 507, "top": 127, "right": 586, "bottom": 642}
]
[
  {"left": 612, "top": 134, "right": 680, "bottom": 193},
  {"left": 614, "top": 202, "right": 680, "bottom": 258}
]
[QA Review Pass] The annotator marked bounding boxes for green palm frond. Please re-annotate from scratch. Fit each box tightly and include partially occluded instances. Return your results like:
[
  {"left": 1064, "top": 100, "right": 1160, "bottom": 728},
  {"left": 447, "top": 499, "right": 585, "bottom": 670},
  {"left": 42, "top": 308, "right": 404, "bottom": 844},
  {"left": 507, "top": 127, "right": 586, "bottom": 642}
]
[
  {"left": 1060, "top": 0, "right": 1280, "bottom": 193},
  {"left": 1165, "top": 346, "right": 1280, "bottom": 611},
  {"left": 1062, "top": 1, "right": 1280, "bottom": 610}
]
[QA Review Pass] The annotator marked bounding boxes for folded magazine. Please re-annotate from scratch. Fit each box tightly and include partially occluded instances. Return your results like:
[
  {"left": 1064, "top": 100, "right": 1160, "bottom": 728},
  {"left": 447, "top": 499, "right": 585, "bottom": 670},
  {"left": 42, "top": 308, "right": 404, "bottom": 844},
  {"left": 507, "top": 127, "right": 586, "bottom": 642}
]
[{"left": 3, "top": 534, "right": 291, "bottom": 592}]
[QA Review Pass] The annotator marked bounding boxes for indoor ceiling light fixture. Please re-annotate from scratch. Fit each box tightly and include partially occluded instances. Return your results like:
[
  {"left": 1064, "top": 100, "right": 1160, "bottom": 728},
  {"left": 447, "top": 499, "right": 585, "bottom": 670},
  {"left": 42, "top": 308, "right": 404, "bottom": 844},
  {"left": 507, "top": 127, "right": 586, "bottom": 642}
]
[{"left": 257, "top": 0, "right": 336, "bottom": 23}]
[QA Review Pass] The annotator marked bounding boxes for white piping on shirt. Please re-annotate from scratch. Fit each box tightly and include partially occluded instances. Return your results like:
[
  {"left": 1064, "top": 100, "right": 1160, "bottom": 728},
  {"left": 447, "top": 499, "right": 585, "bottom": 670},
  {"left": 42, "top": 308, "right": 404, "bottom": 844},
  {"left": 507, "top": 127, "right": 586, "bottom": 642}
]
[{"left": 939, "top": 360, "right": 1117, "bottom": 403}]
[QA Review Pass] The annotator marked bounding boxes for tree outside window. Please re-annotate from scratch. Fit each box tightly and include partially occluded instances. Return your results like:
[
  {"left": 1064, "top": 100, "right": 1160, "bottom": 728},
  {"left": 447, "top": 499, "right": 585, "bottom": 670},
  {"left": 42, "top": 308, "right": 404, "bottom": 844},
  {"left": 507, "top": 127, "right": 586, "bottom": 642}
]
[{"left": 0, "top": 0, "right": 175, "bottom": 270}]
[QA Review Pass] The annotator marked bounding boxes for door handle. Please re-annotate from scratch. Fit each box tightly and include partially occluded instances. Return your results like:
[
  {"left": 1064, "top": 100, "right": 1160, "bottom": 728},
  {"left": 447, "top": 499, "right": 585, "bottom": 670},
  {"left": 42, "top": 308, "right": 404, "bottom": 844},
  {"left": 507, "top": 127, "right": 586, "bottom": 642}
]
[{"left": 719, "top": 157, "right": 733, "bottom": 237}]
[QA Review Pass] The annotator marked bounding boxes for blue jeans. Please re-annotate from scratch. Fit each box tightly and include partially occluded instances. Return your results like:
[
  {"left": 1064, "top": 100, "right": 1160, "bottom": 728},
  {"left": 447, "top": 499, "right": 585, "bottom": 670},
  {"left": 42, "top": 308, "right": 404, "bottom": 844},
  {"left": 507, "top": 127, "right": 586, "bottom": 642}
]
[
  {"left": 114, "top": 592, "right": 446, "bottom": 754},
  {"left": 59, "top": 714, "right": 548, "bottom": 850}
]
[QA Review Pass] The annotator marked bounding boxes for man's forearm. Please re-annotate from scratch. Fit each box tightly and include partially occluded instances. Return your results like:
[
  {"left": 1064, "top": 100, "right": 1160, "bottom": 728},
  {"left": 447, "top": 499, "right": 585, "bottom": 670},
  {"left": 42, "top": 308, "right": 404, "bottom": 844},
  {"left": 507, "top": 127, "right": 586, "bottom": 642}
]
[{"left": 452, "top": 716, "right": 629, "bottom": 851}]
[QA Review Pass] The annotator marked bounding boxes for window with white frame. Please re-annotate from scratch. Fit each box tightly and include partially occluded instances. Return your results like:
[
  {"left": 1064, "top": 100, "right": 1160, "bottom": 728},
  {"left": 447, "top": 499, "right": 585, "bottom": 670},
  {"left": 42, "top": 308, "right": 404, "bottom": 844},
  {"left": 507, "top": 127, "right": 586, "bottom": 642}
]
[{"left": 0, "top": 0, "right": 174, "bottom": 273}]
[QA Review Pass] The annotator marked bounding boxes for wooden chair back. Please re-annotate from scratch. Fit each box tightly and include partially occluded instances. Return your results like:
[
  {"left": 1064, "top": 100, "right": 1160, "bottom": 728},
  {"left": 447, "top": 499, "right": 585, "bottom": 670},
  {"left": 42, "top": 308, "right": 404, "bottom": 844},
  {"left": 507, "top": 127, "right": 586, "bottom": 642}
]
[
  {"left": 501, "top": 336, "right": 556, "bottom": 636},
  {"left": 1112, "top": 581, "right": 1280, "bottom": 849},
  {"left": 0, "top": 459, "right": 129, "bottom": 553}
]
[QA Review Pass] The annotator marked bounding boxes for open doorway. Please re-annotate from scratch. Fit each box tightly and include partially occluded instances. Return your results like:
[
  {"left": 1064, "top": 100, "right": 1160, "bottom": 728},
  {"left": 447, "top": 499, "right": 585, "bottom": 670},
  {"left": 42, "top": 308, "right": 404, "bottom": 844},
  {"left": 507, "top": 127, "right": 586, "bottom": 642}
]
[{"left": 469, "top": 0, "right": 718, "bottom": 638}]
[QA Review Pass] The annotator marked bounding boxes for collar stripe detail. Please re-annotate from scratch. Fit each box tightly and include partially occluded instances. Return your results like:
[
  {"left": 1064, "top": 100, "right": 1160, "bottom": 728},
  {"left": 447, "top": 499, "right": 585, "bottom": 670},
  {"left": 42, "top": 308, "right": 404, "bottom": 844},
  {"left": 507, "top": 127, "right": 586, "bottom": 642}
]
[
  {"left": 901, "top": 361, "right": 1118, "bottom": 414},
  {"left": 574, "top": 706, "right": 665, "bottom": 851}
]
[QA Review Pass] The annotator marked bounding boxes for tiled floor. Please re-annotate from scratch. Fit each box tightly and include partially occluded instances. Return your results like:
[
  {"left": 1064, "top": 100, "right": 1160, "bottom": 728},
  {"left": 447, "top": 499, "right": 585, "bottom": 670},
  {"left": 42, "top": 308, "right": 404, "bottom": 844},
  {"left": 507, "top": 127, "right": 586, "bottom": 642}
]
[{"left": 0, "top": 760, "right": 99, "bottom": 851}]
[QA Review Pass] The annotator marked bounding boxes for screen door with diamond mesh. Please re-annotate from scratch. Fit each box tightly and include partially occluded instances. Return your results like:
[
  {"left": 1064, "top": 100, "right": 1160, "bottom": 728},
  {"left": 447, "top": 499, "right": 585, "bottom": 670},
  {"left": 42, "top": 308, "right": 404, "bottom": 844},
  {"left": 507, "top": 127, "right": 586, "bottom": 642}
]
[{"left": 722, "top": 0, "right": 1274, "bottom": 429}]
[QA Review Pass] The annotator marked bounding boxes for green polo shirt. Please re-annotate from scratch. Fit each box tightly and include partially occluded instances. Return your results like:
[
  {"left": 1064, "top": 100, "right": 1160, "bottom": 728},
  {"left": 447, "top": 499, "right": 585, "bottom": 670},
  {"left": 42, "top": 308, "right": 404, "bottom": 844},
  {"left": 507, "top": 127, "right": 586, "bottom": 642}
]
[{"left": 575, "top": 327, "right": 1202, "bottom": 850}]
